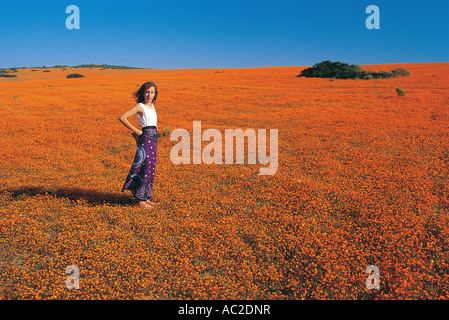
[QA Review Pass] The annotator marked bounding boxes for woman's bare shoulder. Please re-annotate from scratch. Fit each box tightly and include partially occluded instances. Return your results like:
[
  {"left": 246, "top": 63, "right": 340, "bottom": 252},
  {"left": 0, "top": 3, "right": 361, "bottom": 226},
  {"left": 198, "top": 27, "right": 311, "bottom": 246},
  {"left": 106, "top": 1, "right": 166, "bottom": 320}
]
[
  {"left": 131, "top": 103, "right": 143, "bottom": 113},
  {"left": 120, "top": 103, "right": 143, "bottom": 119}
]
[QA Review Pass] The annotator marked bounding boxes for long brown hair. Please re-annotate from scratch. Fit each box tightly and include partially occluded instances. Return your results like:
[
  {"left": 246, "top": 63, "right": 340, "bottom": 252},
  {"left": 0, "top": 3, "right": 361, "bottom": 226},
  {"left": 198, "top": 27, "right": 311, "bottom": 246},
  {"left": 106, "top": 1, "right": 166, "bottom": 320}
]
[{"left": 134, "top": 81, "right": 158, "bottom": 104}]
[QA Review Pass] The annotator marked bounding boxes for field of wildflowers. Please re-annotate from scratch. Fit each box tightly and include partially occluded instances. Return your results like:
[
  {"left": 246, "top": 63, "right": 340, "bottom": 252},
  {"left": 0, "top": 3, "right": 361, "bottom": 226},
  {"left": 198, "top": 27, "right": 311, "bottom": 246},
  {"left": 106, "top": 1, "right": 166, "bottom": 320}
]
[{"left": 0, "top": 63, "right": 448, "bottom": 299}]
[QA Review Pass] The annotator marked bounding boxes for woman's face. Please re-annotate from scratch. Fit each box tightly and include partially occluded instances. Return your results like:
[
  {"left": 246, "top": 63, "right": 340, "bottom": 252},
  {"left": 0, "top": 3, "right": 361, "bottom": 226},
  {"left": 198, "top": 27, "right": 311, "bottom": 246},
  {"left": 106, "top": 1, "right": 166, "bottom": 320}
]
[{"left": 143, "top": 86, "right": 156, "bottom": 104}]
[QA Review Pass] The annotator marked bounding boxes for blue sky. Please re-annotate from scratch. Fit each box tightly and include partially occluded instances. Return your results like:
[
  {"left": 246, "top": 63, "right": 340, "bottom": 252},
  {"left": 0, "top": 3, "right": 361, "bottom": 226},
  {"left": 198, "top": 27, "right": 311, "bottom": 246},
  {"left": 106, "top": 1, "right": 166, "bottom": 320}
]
[{"left": 0, "top": 0, "right": 448, "bottom": 69}]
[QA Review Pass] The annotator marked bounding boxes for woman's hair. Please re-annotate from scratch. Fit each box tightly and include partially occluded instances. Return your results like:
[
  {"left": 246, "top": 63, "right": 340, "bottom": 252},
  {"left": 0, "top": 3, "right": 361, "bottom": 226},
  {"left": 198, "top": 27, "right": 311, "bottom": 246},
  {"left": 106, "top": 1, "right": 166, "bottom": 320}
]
[{"left": 134, "top": 81, "right": 158, "bottom": 104}]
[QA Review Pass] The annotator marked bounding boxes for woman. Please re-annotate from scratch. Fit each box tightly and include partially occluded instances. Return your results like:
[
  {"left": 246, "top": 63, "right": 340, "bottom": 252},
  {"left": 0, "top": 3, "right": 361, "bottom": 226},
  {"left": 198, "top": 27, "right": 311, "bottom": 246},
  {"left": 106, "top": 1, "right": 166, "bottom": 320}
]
[{"left": 119, "top": 81, "right": 158, "bottom": 210}]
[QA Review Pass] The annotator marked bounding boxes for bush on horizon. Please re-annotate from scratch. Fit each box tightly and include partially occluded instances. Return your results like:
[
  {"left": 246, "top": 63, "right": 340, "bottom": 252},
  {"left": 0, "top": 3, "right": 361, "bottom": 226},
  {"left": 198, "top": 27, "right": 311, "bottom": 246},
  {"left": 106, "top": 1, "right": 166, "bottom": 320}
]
[{"left": 297, "top": 60, "right": 411, "bottom": 80}]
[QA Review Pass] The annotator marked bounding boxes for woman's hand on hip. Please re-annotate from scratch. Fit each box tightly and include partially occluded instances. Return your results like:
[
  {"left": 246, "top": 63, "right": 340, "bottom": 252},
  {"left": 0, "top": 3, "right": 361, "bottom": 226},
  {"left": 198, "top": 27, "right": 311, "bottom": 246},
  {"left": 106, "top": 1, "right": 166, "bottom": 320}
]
[{"left": 132, "top": 131, "right": 142, "bottom": 142}]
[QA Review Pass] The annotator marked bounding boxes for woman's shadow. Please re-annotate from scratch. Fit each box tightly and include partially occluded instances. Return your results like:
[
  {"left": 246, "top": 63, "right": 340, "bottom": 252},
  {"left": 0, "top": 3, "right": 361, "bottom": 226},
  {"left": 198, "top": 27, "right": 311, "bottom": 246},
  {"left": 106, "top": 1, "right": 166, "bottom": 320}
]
[{"left": 2, "top": 186, "right": 135, "bottom": 206}]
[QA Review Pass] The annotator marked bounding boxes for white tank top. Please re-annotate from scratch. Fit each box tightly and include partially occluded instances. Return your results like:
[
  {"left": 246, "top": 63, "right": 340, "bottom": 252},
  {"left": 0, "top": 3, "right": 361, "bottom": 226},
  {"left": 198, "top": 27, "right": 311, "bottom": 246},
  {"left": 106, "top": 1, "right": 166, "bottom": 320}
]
[{"left": 136, "top": 103, "right": 157, "bottom": 127}]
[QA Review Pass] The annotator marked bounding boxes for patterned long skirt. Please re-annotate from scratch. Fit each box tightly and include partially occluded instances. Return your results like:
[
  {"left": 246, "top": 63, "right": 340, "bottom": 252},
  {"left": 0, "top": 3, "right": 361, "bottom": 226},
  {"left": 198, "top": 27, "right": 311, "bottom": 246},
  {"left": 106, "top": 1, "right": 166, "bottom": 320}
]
[{"left": 121, "top": 126, "right": 157, "bottom": 201}]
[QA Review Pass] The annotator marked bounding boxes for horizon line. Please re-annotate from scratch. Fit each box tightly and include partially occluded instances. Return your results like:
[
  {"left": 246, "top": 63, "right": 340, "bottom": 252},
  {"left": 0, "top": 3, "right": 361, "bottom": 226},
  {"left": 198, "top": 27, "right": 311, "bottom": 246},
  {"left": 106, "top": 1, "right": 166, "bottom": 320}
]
[{"left": 2, "top": 61, "right": 448, "bottom": 70}]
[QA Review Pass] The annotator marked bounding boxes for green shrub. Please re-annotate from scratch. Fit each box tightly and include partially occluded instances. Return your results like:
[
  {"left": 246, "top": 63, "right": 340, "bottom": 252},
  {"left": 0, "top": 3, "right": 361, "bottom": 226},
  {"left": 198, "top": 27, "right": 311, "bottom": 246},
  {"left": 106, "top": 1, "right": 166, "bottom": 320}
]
[
  {"left": 297, "top": 60, "right": 364, "bottom": 79},
  {"left": 67, "top": 73, "right": 85, "bottom": 79},
  {"left": 395, "top": 87, "right": 406, "bottom": 96},
  {"left": 391, "top": 67, "right": 410, "bottom": 77},
  {"left": 297, "top": 60, "right": 410, "bottom": 80},
  {"left": 157, "top": 127, "right": 172, "bottom": 138},
  {"left": 0, "top": 68, "right": 18, "bottom": 74}
]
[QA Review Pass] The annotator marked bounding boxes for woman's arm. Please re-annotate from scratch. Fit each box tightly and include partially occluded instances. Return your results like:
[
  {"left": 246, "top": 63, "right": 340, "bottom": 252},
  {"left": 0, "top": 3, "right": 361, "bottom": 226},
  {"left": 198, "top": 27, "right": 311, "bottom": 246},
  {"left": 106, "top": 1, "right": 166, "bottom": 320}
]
[{"left": 118, "top": 104, "right": 143, "bottom": 136}]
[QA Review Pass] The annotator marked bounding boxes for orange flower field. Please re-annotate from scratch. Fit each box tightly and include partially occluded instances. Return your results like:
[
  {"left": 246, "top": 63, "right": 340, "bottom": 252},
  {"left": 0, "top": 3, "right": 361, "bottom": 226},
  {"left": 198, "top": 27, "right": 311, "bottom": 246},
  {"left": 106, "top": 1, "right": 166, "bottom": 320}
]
[{"left": 0, "top": 63, "right": 448, "bottom": 299}]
